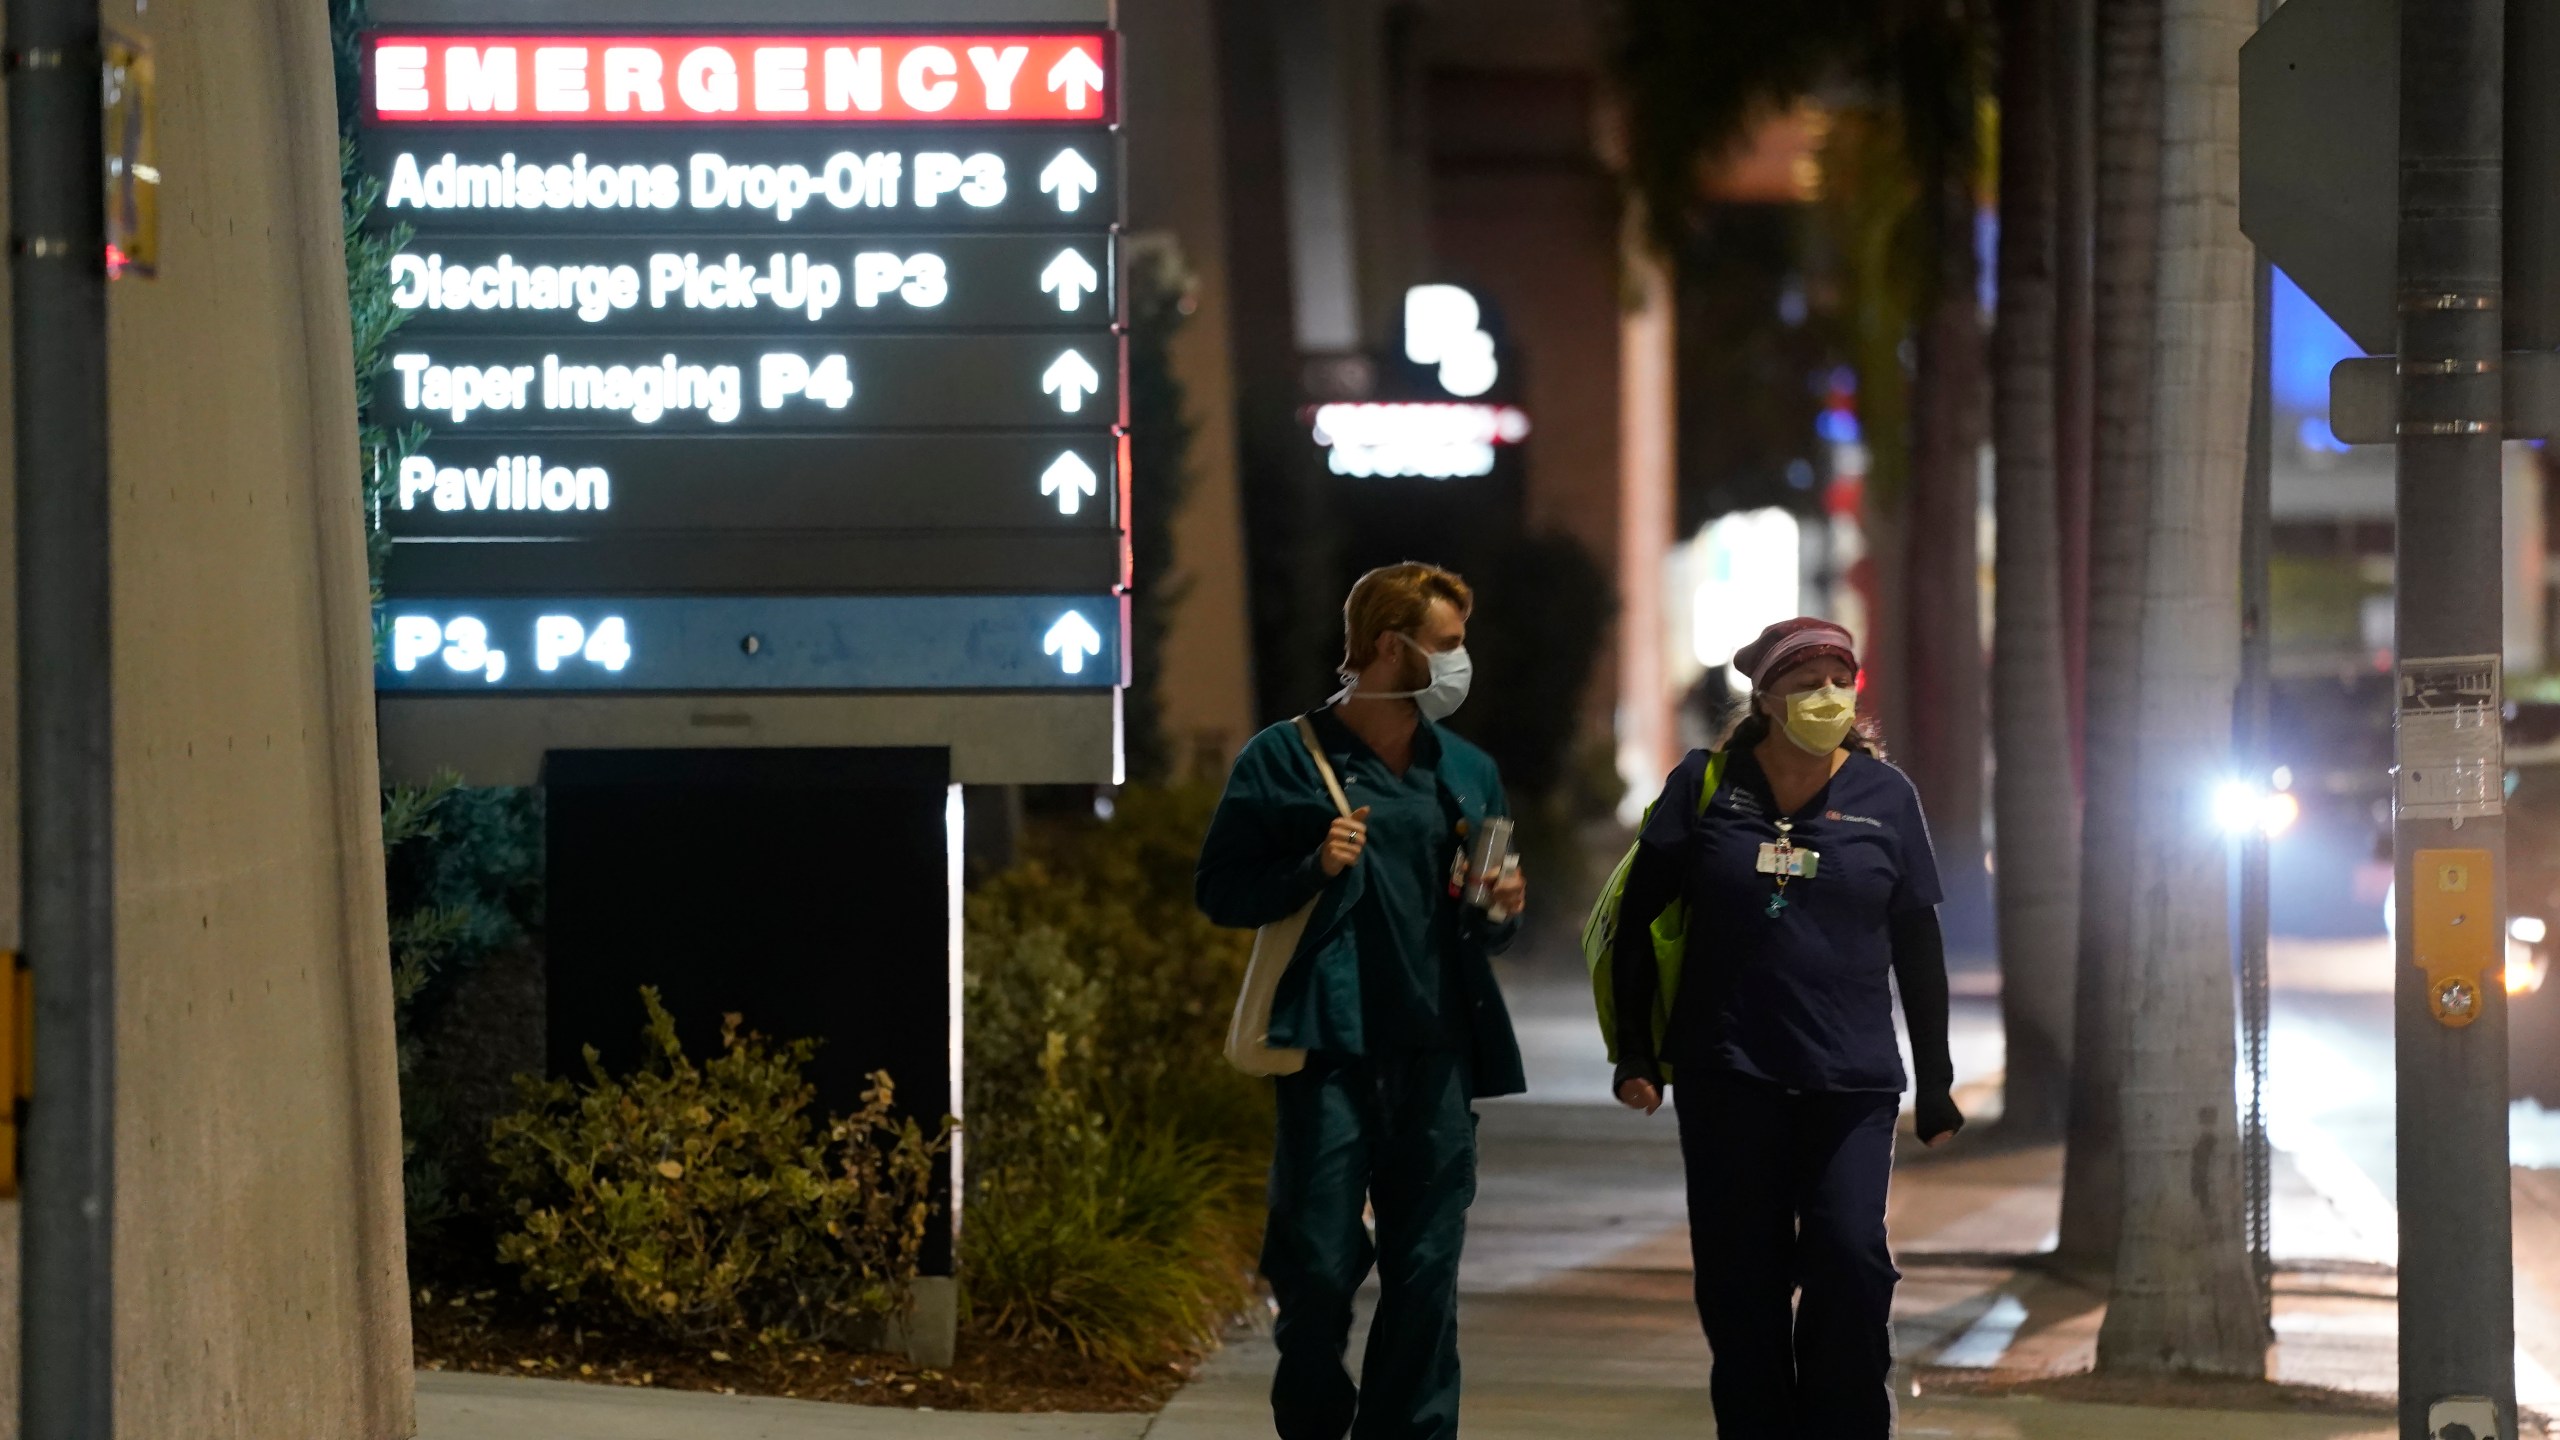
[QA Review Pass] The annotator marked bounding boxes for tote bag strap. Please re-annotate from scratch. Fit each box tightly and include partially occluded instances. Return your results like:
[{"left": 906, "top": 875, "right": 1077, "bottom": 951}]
[{"left": 1292, "top": 715, "right": 1355, "bottom": 820}]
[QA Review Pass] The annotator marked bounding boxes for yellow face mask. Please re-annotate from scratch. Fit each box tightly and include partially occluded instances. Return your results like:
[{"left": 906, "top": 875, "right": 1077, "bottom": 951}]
[{"left": 1780, "top": 684, "right": 1858, "bottom": 755}]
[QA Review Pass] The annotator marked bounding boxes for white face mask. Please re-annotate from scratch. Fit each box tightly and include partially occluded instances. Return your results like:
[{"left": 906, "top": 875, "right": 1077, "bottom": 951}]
[{"left": 1340, "top": 634, "right": 1474, "bottom": 721}]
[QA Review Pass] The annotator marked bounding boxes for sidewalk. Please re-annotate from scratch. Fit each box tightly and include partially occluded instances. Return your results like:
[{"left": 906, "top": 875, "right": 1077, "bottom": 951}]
[
  {"left": 417, "top": 952, "right": 2539, "bottom": 1439},
  {"left": 1137, "top": 981, "right": 2407, "bottom": 1440}
]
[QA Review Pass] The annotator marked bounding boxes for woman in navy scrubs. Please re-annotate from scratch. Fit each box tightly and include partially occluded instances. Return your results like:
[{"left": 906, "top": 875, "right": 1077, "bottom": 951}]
[{"left": 1611, "top": 617, "right": 1959, "bottom": 1439}]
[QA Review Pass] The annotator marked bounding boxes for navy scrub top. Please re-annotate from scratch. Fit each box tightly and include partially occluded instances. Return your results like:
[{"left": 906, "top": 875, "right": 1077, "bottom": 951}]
[{"left": 1639, "top": 747, "right": 1943, "bottom": 1093}]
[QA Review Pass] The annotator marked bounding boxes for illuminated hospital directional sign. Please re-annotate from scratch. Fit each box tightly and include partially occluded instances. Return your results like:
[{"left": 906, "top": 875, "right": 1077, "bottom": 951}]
[
  {"left": 379, "top": 597, "right": 1122, "bottom": 692},
  {"left": 359, "top": 23, "right": 1126, "bottom": 694},
  {"left": 370, "top": 36, "right": 1113, "bottom": 124}
]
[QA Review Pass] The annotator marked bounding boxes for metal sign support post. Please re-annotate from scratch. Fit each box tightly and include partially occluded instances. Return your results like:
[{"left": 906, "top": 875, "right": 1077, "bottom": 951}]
[
  {"left": 2240, "top": 234, "right": 2275, "bottom": 1328},
  {"left": 6, "top": 0, "right": 117, "bottom": 1430},
  {"left": 2394, "top": 0, "right": 2517, "bottom": 1434}
]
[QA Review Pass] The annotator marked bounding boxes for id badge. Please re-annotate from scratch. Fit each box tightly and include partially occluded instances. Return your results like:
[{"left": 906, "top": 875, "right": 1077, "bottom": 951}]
[{"left": 1755, "top": 843, "right": 1819, "bottom": 880}]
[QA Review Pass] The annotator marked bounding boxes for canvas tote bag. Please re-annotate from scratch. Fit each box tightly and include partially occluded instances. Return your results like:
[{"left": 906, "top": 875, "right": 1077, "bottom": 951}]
[{"left": 1223, "top": 716, "right": 1354, "bottom": 1077}]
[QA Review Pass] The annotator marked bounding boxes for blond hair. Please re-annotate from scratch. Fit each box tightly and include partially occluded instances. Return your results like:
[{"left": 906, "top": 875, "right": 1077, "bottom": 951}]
[{"left": 1340, "top": 562, "right": 1473, "bottom": 676}]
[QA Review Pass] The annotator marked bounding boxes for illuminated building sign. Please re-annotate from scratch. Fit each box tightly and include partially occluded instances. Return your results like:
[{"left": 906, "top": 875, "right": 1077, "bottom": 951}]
[
  {"left": 1403, "top": 285, "right": 1500, "bottom": 398},
  {"left": 368, "top": 36, "right": 1113, "bottom": 124},
  {"left": 1307, "top": 283, "right": 1527, "bottom": 480},
  {"left": 1311, "top": 402, "right": 1531, "bottom": 480},
  {"left": 360, "top": 21, "right": 1126, "bottom": 695}
]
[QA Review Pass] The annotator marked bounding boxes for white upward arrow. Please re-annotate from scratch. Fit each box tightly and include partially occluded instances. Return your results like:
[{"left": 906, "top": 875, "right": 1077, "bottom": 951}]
[
  {"left": 1040, "top": 149, "right": 1100, "bottom": 214},
  {"left": 1043, "top": 611, "right": 1104, "bottom": 675},
  {"left": 1041, "top": 451, "right": 1100, "bottom": 515},
  {"left": 1043, "top": 350, "right": 1101, "bottom": 413},
  {"left": 1041, "top": 248, "right": 1100, "bottom": 311},
  {"left": 1046, "top": 47, "right": 1107, "bottom": 112}
]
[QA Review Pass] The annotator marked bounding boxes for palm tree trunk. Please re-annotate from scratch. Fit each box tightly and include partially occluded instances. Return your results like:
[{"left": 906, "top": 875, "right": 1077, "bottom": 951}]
[
  {"left": 1905, "top": 107, "right": 1990, "bottom": 937},
  {"left": 2055, "top": 0, "right": 2098, "bottom": 788},
  {"left": 1991, "top": 0, "right": 2080, "bottom": 1140},
  {"left": 1814, "top": 107, "right": 1923, "bottom": 745},
  {"left": 2093, "top": 0, "right": 2266, "bottom": 1373},
  {"left": 2054, "top": 0, "right": 2159, "bottom": 1273}
]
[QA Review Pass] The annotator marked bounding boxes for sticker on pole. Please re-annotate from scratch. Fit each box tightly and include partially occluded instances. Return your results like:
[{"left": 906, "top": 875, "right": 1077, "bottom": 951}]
[{"left": 2398, "top": 655, "right": 2504, "bottom": 821}]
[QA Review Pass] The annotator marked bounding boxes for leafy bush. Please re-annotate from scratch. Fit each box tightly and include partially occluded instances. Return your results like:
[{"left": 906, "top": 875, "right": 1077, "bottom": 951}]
[
  {"left": 382, "top": 778, "right": 545, "bottom": 1238},
  {"left": 961, "top": 785, "right": 1268, "bottom": 1369},
  {"left": 489, "top": 988, "right": 950, "bottom": 1348}
]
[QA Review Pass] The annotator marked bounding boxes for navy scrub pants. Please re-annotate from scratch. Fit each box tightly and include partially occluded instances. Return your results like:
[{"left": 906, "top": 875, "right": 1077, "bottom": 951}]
[
  {"left": 1675, "top": 1068, "right": 1902, "bottom": 1439},
  {"left": 1261, "top": 1049, "right": 1477, "bottom": 1440}
]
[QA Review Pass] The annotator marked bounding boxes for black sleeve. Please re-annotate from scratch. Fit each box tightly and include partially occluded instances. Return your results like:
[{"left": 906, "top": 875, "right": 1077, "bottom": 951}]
[
  {"left": 1890, "top": 906, "right": 1954, "bottom": 1094},
  {"left": 1610, "top": 841, "right": 1683, "bottom": 1091}
]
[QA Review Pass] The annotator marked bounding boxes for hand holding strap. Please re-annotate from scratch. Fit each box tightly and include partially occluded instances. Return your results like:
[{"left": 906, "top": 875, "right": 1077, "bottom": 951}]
[{"left": 1292, "top": 715, "right": 1354, "bottom": 820}]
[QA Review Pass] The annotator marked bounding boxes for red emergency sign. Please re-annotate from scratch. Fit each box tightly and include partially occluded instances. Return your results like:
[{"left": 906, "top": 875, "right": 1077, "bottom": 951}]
[{"left": 366, "top": 35, "right": 1114, "bottom": 124}]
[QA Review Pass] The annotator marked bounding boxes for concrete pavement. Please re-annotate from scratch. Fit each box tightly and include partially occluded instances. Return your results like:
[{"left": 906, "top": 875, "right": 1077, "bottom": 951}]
[
  {"left": 1140, "top": 959, "right": 2405, "bottom": 1440},
  {"left": 418, "top": 1371, "right": 1150, "bottom": 1439},
  {"left": 419, "top": 951, "right": 2470, "bottom": 1438}
]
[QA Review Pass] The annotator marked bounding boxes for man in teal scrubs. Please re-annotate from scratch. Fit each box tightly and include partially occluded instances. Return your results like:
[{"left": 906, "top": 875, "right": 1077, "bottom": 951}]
[{"left": 1197, "top": 563, "right": 1528, "bottom": 1440}]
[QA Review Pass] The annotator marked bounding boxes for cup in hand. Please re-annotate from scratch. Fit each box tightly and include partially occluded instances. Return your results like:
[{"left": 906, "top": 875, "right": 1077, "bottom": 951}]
[{"left": 1463, "top": 817, "right": 1514, "bottom": 909}]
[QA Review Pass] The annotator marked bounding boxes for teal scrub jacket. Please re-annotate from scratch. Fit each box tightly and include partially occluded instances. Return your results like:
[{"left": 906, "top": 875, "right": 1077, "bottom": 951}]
[{"left": 1196, "top": 716, "right": 1529, "bottom": 1099}]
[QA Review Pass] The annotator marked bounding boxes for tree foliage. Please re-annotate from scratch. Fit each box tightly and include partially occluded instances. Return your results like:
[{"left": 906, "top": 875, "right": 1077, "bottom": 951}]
[
  {"left": 382, "top": 779, "right": 545, "bottom": 1236},
  {"left": 329, "top": 0, "right": 425, "bottom": 593},
  {"left": 1124, "top": 241, "right": 1201, "bottom": 784}
]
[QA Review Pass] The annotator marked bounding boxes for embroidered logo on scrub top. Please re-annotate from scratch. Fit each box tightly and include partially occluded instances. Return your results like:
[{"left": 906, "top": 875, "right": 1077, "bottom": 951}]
[
  {"left": 1826, "top": 810, "right": 1883, "bottom": 828},
  {"left": 1726, "top": 789, "right": 1764, "bottom": 815}
]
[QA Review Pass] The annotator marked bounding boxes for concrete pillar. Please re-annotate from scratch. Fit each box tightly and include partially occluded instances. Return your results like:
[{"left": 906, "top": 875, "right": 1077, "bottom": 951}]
[
  {"left": 1424, "top": 66, "right": 1626, "bottom": 744},
  {"left": 1617, "top": 218, "right": 1679, "bottom": 814},
  {"left": 1275, "top": 0, "right": 1428, "bottom": 352},
  {"left": 0, "top": 0, "right": 414, "bottom": 1433},
  {"left": 1123, "top": 0, "right": 1261, "bottom": 767}
]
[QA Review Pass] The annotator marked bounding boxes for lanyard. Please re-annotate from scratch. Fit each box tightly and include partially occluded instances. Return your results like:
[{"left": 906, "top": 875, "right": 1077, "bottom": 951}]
[{"left": 1766, "top": 819, "right": 1798, "bottom": 918}]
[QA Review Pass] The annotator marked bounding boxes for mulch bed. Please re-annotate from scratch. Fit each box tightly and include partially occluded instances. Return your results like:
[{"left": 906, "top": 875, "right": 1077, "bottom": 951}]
[
  {"left": 1912, "top": 1366, "right": 2397, "bottom": 1416},
  {"left": 410, "top": 1285, "right": 1201, "bottom": 1413}
]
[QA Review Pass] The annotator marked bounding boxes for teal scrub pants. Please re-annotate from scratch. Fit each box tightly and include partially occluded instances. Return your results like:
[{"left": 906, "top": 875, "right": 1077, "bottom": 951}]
[{"left": 1262, "top": 1049, "right": 1477, "bottom": 1440}]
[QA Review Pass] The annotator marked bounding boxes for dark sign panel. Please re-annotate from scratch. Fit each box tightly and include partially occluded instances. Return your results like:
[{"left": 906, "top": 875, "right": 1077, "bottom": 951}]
[
  {"left": 358, "top": 127, "right": 1116, "bottom": 235},
  {"left": 378, "top": 594, "right": 1122, "bottom": 692},
  {"left": 385, "top": 434, "right": 1119, "bottom": 534},
  {"left": 384, "top": 232, "right": 1113, "bottom": 333},
  {"left": 373, "top": 333, "right": 1119, "bottom": 433}
]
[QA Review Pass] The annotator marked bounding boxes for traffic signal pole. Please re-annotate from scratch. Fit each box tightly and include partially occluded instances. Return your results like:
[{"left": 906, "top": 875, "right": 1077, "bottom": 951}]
[
  {"left": 8, "top": 0, "right": 116, "bottom": 1431},
  {"left": 2394, "top": 0, "right": 2517, "bottom": 1433}
]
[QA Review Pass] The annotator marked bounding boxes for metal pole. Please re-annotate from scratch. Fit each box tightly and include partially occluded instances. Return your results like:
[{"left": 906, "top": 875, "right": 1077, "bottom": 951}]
[
  {"left": 2504, "top": 0, "right": 2560, "bottom": 358},
  {"left": 2236, "top": 0, "right": 2281, "bottom": 1333},
  {"left": 2240, "top": 243, "right": 2274, "bottom": 1329},
  {"left": 2394, "top": 0, "right": 2515, "bottom": 1432},
  {"left": 7, "top": 0, "right": 115, "bottom": 1431}
]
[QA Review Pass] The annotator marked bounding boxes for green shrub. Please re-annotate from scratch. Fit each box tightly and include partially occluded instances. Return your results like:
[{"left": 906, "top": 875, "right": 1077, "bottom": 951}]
[
  {"left": 489, "top": 988, "right": 950, "bottom": 1348},
  {"left": 961, "top": 784, "right": 1269, "bottom": 1368},
  {"left": 381, "top": 777, "right": 545, "bottom": 1240},
  {"left": 964, "top": 1117, "right": 1257, "bottom": 1372},
  {"left": 968, "top": 785, "right": 1267, "bottom": 1149}
]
